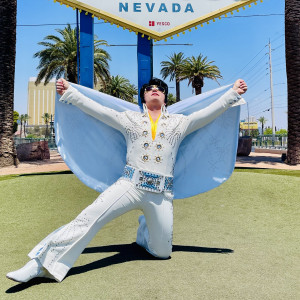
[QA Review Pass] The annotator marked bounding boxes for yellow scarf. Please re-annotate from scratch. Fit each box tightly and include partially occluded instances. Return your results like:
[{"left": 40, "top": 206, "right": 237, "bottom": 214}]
[{"left": 148, "top": 113, "right": 161, "bottom": 140}]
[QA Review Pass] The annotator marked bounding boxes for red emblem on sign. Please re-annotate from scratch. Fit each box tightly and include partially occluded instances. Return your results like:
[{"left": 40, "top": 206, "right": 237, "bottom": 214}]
[{"left": 149, "top": 21, "right": 155, "bottom": 26}]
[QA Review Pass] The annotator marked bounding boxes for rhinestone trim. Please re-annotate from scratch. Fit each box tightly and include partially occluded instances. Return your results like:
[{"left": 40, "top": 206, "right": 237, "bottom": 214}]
[
  {"left": 121, "top": 165, "right": 173, "bottom": 193},
  {"left": 122, "top": 165, "right": 135, "bottom": 179},
  {"left": 164, "top": 176, "right": 174, "bottom": 191}
]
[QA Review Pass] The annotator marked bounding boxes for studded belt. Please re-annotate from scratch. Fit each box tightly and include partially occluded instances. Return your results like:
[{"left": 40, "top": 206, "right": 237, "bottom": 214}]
[{"left": 121, "top": 165, "right": 173, "bottom": 193}]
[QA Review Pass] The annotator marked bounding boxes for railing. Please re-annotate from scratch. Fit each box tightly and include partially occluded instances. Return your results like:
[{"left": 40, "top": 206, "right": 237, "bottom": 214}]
[
  {"left": 14, "top": 137, "right": 57, "bottom": 150},
  {"left": 252, "top": 135, "right": 287, "bottom": 149},
  {"left": 15, "top": 135, "right": 287, "bottom": 151}
]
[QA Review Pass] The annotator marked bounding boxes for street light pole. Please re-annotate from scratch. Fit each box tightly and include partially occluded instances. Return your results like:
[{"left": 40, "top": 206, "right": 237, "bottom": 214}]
[
  {"left": 247, "top": 102, "right": 250, "bottom": 136},
  {"left": 268, "top": 39, "right": 275, "bottom": 144}
]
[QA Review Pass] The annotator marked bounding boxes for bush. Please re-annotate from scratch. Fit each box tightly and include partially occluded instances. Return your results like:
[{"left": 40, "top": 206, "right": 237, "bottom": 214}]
[
  {"left": 275, "top": 129, "right": 287, "bottom": 136},
  {"left": 26, "top": 134, "right": 39, "bottom": 139}
]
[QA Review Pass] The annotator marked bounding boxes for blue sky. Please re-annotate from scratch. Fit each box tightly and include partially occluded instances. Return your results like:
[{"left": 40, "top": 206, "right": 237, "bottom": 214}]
[{"left": 15, "top": 0, "right": 286, "bottom": 129}]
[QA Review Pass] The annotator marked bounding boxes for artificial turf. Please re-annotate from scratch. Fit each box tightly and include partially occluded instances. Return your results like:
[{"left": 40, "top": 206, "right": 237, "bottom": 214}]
[{"left": 0, "top": 169, "right": 299, "bottom": 299}]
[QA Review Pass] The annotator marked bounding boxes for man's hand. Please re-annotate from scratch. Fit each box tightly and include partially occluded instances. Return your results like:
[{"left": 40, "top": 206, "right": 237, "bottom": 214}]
[
  {"left": 233, "top": 79, "right": 247, "bottom": 95},
  {"left": 56, "top": 78, "right": 69, "bottom": 96}
]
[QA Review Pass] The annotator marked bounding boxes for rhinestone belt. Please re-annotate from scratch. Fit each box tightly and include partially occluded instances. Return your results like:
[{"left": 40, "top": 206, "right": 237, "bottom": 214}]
[{"left": 122, "top": 165, "right": 173, "bottom": 193}]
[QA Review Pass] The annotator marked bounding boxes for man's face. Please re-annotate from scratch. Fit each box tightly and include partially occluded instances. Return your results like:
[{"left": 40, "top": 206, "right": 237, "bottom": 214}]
[{"left": 144, "top": 85, "right": 166, "bottom": 108}]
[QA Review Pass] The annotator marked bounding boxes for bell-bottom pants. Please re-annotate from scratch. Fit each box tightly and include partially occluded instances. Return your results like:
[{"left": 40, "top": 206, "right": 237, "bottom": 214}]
[{"left": 28, "top": 178, "right": 173, "bottom": 282}]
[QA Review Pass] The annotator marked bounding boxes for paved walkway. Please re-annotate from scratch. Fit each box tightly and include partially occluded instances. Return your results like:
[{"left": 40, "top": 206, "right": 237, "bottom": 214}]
[
  {"left": 235, "top": 152, "right": 300, "bottom": 170},
  {"left": 0, "top": 149, "right": 299, "bottom": 176},
  {"left": 0, "top": 150, "right": 69, "bottom": 175}
]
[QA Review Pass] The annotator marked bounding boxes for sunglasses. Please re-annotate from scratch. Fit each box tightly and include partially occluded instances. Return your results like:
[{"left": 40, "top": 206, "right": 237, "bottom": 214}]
[{"left": 144, "top": 85, "right": 166, "bottom": 94}]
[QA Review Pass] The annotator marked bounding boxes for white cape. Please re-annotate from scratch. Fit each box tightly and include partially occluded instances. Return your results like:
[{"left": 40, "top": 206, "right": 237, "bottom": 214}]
[{"left": 54, "top": 83, "right": 241, "bottom": 199}]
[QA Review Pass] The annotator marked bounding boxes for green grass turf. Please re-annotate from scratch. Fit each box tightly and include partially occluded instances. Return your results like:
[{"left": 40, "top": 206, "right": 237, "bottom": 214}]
[{"left": 0, "top": 170, "right": 299, "bottom": 299}]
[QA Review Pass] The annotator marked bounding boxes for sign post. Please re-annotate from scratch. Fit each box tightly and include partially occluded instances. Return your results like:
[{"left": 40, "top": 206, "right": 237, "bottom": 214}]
[
  {"left": 80, "top": 11, "right": 94, "bottom": 88},
  {"left": 137, "top": 34, "right": 153, "bottom": 107}
]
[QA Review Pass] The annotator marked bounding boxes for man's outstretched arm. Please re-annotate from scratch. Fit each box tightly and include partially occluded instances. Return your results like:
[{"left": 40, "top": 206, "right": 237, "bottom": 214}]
[
  {"left": 57, "top": 78, "right": 124, "bottom": 132},
  {"left": 183, "top": 79, "right": 247, "bottom": 136}
]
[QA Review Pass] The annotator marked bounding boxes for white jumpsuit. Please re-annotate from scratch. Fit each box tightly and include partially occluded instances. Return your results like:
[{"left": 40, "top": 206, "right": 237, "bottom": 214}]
[{"left": 28, "top": 86, "right": 244, "bottom": 282}]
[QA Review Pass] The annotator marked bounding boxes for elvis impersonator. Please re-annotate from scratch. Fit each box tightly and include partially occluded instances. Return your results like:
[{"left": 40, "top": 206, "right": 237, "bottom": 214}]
[{"left": 7, "top": 77, "right": 247, "bottom": 283}]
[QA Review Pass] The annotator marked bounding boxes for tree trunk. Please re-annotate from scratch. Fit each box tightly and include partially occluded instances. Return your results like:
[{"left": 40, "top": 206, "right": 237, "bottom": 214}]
[
  {"left": 67, "top": 64, "right": 77, "bottom": 84},
  {"left": 46, "top": 123, "right": 49, "bottom": 138},
  {"left": 20, "top": 121, "right": 23, "bottom": 138},
  {"left": 0, "top": 1, "right": 19, "bottom": 168},
  {"left": 193, "top": 76, "right": 203, "bottom": 95},
  {"left": 175, "top": 76, "right": 180, "bottom": 102},
  {"left": 194, "top": 85, "right": 202, "bottom": 95},
  {"left": 285, "top": 0, "right": 300, "bottom": 165}
]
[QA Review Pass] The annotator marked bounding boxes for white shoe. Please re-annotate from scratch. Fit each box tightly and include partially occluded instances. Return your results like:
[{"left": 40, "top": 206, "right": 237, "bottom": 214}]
[{"left": 6, "top": 258, "right": 48, "bottom": 283}]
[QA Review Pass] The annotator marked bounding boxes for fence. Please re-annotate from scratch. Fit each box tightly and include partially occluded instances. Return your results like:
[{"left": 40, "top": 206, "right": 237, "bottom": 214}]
[
  {"left": 252, "top": 135, "right": 287, "bottom": 149},
  {"left": 15, "top": 135, "right": 287, "bottom": 151},
  {"left": 14, "top": 137, "right": 57, "bottom": 150}
]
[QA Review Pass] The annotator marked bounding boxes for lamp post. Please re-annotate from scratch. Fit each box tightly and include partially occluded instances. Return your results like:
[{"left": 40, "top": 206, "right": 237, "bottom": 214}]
[{"left": 49, "top": 114, "right": 55, "bottom": 147}]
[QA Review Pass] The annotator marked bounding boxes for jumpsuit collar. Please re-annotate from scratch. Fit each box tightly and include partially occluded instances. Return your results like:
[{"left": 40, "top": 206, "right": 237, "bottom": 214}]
[{"left": 142, "top": 103, "right": 169, "bottom": 119}]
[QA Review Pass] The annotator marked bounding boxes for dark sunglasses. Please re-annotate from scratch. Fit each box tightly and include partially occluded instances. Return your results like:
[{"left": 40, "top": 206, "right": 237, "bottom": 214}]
[{"left": 144, "top": 85, "right": 166, "bottom": 94}]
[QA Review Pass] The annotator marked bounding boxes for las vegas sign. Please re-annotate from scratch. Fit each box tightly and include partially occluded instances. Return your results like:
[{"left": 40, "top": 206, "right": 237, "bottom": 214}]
[{"left": 56, "top": 0, "right": 262, "bottom": 41}]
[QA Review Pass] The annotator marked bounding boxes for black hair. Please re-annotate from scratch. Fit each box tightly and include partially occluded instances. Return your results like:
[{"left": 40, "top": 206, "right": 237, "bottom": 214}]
[{"left": 140, "top": 77, "right": 168, "bottom": 104}]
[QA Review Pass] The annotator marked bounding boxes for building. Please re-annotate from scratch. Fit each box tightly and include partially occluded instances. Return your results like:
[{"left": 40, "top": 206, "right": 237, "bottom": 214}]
[
  {"left": 27, "top": 77, "right": 104, "bottom": 126},
  {"left": 240, "top": 116, "right": 258, "bottom": 131},
  {"left": 27, "top": 77, "right": 56, "bottom": 126}
]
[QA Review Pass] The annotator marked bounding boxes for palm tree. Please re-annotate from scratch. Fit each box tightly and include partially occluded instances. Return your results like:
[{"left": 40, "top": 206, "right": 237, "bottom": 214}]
[
  {"left": 258, "top": 116, "right": 268, "bottom": 136},
  {"left": 179, "top": 54, "right": 222, "bottom": 95},
  {"left": 101, "top": 75, "right": 138, "bottom": 102},
  {"left": 0, "top": 0, "right": 19, "bottom": 167},
  {"left": 285, "top": 1, "right": 300, "bottom": 165},
  {"left": 34, "top": 24, "right": 111, "bottom": 87},
  {"left": 160, "top": 52, "right": 185, "bottom": 102},
  {"left": 42, "top": 113, "right": 50, "bottom": 138}
]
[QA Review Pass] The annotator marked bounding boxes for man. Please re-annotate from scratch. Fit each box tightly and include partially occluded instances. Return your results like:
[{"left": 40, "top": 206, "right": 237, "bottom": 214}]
[{"left": 7, "top": 77, "right": 247, "bottom": 283}]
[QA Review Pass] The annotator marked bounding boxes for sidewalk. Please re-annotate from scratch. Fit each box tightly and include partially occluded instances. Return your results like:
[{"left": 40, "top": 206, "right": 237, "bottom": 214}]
[
  {"left": 0, "top": 150, "right": 70, "bottom": 176},
  {"left": 0, "top": 149, "right": 299, "bottom": 176},
  {"left": 235, "top": 152, "right": 300, "bottom": 170}
]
